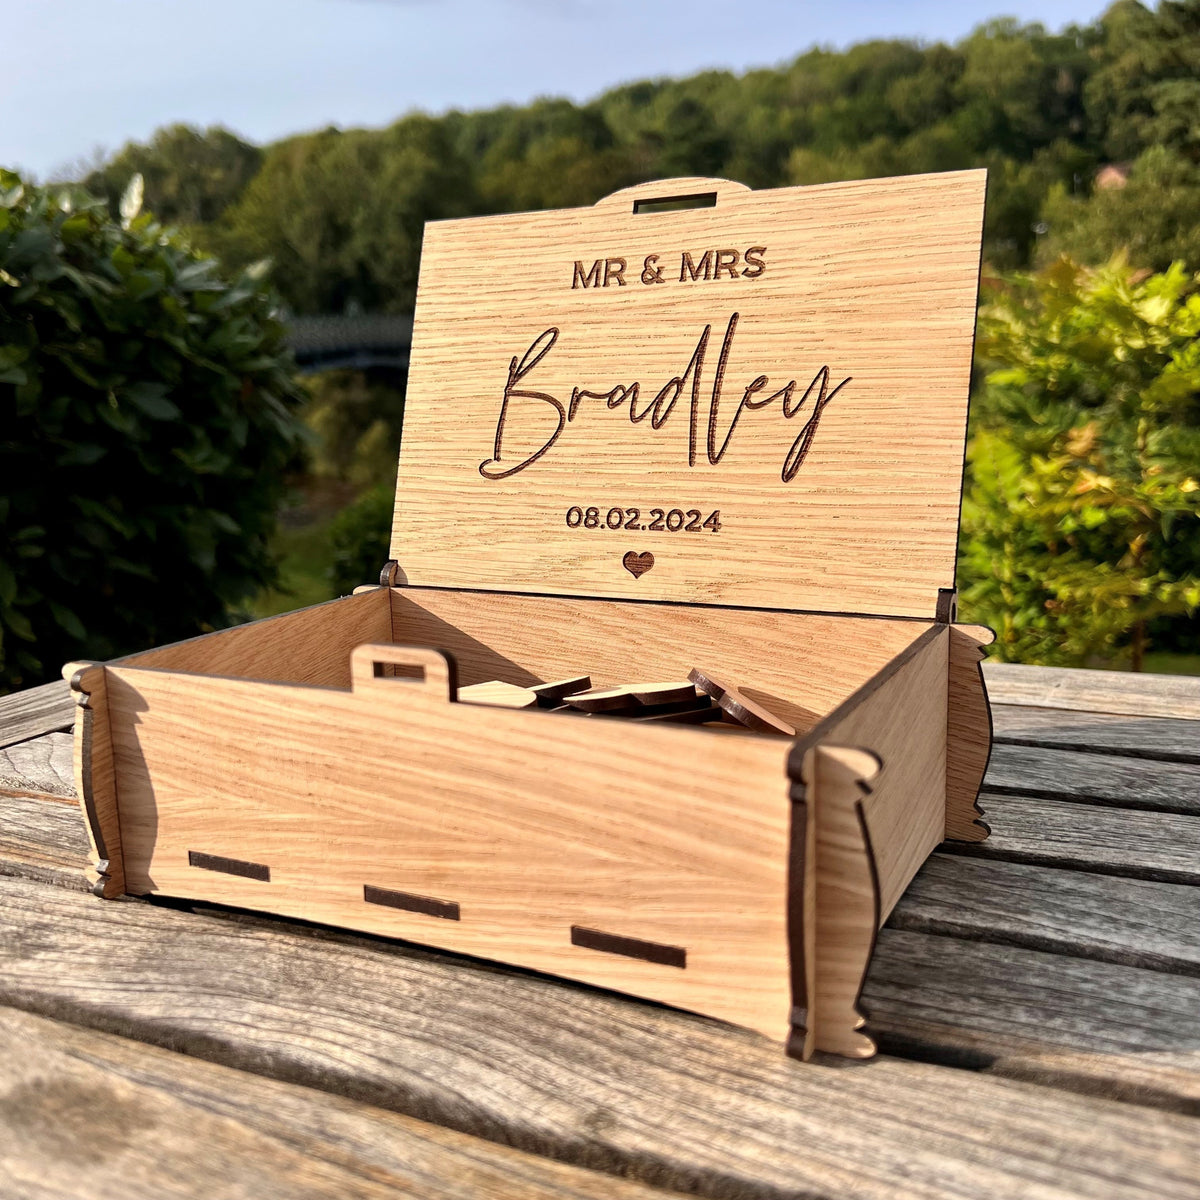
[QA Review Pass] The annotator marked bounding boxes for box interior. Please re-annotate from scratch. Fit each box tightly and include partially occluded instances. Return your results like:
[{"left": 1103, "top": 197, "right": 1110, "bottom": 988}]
[{"left": 118, "top": 585, "right": 938, "bottom": 737}]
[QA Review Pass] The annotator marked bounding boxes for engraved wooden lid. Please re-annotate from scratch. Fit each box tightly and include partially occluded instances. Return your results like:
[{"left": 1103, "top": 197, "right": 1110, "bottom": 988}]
[{"left": 392, "top": 170, "right": 986, "bottom": 619}]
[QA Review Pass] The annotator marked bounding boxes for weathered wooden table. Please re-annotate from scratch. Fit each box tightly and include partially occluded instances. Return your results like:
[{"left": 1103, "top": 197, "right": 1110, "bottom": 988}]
[{"left": 1, "top": 664, "right": 1197, "bottom": 1198}]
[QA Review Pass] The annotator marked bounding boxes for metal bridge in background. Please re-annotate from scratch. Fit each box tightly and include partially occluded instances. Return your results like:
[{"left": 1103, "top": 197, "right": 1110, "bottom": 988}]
[{"left": 286, "top": 313, "right": 413, "bottom": 375}]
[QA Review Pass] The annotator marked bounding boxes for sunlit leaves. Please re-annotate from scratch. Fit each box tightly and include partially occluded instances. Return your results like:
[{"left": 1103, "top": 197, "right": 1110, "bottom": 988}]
[
  {"left": 0, "top": 171, "right": 306, "bottom": 692},
  {"left": 959, "top": 255, "right": 1200, "bottom": 666}
]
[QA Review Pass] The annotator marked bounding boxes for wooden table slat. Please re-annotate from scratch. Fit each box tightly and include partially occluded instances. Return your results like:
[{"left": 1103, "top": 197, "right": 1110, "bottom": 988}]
[
  {"left": 893, "top": 853, "right": 1200, "bottom": 976},
  {"left": 952, "top": 794, "right": 1200, "bottom": 885},
  {"left": 0, "top": 680, "right": 74, "bottom": 751},
  {"left": 0, "top": 1006, "right": 688, "bottom": 1200},
  {"left": 0, "top": 733, "right": 75, "bottom": 798},
  {"left": 0, "top": 792, "right": 90, "bottom": 892},
  {"left": 991, "top": 705, "right": 1200, "bottom": 764},
  {"left": 866, "top": 928, "right": 1200, "bottom": 1114},
  {"left": 1, "top": 874, "right": 1197, "bottom": 1199},
  {"left": 984, "top": 663, "right": 1200, "bottom": 719},
  {"left": 985, "top": 743, "right": 1200, "bottom": 814}
]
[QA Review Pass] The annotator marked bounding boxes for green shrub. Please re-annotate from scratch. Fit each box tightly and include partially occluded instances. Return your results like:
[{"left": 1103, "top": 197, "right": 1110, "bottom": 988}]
[
  {"left": 959, "top": 256, "right": 1200, "bottom": 667},
  {"left": 0, "top": 171, "right": 307, "bottom": 691},
  {"left": 328, "top": 483, "right": 392, "bottom": 597}
]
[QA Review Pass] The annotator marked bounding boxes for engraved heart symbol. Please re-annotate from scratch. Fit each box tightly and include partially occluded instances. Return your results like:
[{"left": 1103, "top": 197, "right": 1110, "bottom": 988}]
[{"left": 623, "top": 551, "right": 654, "bottom": 579}]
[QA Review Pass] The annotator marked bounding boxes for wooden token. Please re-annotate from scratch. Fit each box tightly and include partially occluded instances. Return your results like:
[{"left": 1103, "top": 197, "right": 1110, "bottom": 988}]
[
  {"left": 628, "top": 682, "right": 701, "bottom": 708},
  {"left": 687, "top": 669, "right": 797, "bottom": 736},
  {"left": 636, "top": 701, "right": 722, "bottom": 725},
  {"left": 458, "top": 681, "right": 539, "bottom": 709},
  {"left": 530, "top": 676, "right": 592, "bottom": 706},
  {"left": 563, "top": 687, "right": 640, "bottom": 713}
]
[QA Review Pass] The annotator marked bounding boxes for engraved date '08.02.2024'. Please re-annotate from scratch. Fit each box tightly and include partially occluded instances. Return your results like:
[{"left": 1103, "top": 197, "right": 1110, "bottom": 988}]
[{"left": 566, "top": 506, "right": 721, "bottom": 533}]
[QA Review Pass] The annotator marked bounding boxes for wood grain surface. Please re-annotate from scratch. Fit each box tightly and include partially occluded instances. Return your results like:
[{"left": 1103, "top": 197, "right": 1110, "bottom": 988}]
[
  {"left": 0, "top": 680, "right": 73, "bottom": 750},
  {"left": 0, "top": 792, "right": 88, "bottom": 891},
  {"left": 892, "top": 853, "right": 1200, "bottom": 975},
  {"left": 2, "top": 873, "right": 1197, "bottom": 1199},
  {"left": 118, "top": 588, "right": 390, "bottom": 687},
  {"left": 390, "top": 586, "right": 931, "bottom": 722},
  {"left": 984, "top": 663, "right": 1200, "bottom": 719},
  {"left": 393, "top": 172, "right": 986, "bottom": 619},
  {"left": 8, "top": 790, "right": 1196, "bottom": 980},
  {"left": 105, "top": 659, "right": 795, "bottom": 1040},
  {"left": 865, "top": 929, "right": 1200, "bottom": 1112},
  {"left": 985, "top": 743, "right": 1200, "bottom": 814},
  {"left": 944, "top": 625, "right": 992, "bottom": 841},
  {"left": 3, "top": 669, "right": 1197, "bottom": 1196},
  {"left": 947, "top": 793, "right": 1200, "bottom": 885},
  {"left": 0, "top": 732, "right": 74, "bottom": 797},
  {"left": 0, "top": 1007, "right": 688, "bottom": 1200},
  {"left": 795, "top": 626, "right": 949, "bottom": 919},
  {"left": 991, "top": 704, "right": 1200, "bottom": 763}
]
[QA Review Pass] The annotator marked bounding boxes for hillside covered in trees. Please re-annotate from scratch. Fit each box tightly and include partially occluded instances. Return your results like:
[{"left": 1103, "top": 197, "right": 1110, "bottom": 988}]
[
  {"left": 81, "top": 1, "right": 1200, "bottom": 315},
  {"left": 53, "top": 0, "right": 1200, "bottom": 672}
]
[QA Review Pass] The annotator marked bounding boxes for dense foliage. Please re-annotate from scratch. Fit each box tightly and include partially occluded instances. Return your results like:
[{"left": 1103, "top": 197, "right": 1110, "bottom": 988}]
[
  {"left": 960, "top": 257, "right": 1200, "bottom": 666},
  {"left": 79, "top": 3, "right": 1200, "bottom": 315},
  {"left": 41, "top": 0, "right": 1200, "bottom": 670},
  {"left": 328, "top": 484, "right": 393, "bottom": 598},
  {"left": 85, "top": 125, "right": 262, "bottom": 228},
  {"left": 0, "top": 171, "right": 306, "bottom": 690}
]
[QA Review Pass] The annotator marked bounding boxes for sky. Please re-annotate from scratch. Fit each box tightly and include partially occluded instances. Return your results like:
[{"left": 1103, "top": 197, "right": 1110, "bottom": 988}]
[{"left": 3, "top": 0, "right": 1110, "bottom": 180}]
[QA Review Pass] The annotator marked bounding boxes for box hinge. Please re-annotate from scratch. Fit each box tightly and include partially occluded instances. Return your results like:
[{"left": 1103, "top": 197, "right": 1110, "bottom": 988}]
[
  {"left": 936, "top": 588, "right": 958, "bottom": 624},
  {"left": 380, "top": 560, "right": 402, "bottom": 586}
]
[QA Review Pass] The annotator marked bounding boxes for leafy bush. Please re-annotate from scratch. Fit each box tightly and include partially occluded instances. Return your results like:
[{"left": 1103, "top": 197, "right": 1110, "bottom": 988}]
[
  {"left": 959, "top": 256, "right": 1200, "bottom": 667},
  {"left": 0, "top": 171, "right": 307, "bottom": 691},
  {"left": 328, "top": 483, "right": 392, "bottom": 597}
]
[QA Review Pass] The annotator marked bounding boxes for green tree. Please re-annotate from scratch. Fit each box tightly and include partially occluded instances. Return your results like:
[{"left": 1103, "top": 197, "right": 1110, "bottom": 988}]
[
  {"left": 328, "top": 483, "right": 392, "bottom": 597},
  {"left": 83, "top": 124, "right": 262, "bottom": 228},
  {"left": 1086, "top": 0, "right": 1200, "bottom": 162},
  {"left": 0, "top": 171, "right": 307, "bottom": 691},
  {"left": 302, "top": 369, "right": 405, "bottom": 490},
  {"left": 216, "top": 117, "right": 476, "bottom": 314},
  {"left": 959, "top": 256, "right": 1200, "bottom": 667},
  {"left": 1039, "top": 144, "right": 1200, "bottom": 270}
]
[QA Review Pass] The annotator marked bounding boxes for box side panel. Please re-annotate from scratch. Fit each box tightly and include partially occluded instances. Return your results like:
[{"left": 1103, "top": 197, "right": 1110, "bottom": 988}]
[
  {"left": 946, "top": 624, "right": 993, "bottom": 842},
  {"left": 795, "top": 626, "right": 949, "bottom": 921},
  {"left": 62, "top": 662, "right": 124, "bottom": 898},
  {"left": 391, "top": 587, "right": 934, "bottom": 727},
  {"left": 104, "top": 662, "right": 793, "bottom": 1042},
  {"left": 117, "top": 590, "right": 391, "bottom": 688}
]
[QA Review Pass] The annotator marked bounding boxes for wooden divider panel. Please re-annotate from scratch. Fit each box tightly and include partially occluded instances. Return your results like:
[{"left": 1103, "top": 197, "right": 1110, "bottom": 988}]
[
  {"left": 391, "top": 587, "right": 934, "bottom": 721},
  {"left": 118, "top": 589, "right": 391, "bottom": 688}
]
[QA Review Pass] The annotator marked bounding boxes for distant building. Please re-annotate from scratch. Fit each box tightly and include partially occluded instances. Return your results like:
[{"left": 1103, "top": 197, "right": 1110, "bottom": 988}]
[{"left": 1095, "top": 163, "right": 1131, "bottom": 190}]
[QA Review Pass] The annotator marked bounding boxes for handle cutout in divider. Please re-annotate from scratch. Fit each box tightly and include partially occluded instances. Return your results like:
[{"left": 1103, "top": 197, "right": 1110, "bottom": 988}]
[
  {"left": 632, "top": 192, "right": 718, "bottom": 214},
  {"left": 351, "top": 644, "right": 457, "bottom": 701},
  {"left": 374, "top": 662, "right": 426, "bottom": 681}
]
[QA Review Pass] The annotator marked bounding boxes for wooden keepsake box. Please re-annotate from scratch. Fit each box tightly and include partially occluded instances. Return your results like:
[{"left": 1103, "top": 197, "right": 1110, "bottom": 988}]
[{"left": 65, "top": 170, "right": 993, "bottom": 1061}]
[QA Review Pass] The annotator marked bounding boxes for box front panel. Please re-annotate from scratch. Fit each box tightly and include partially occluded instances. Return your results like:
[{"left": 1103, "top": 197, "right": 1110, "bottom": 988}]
[{"left": 105, "top": 666, "right": 794, "bottom": 1041}]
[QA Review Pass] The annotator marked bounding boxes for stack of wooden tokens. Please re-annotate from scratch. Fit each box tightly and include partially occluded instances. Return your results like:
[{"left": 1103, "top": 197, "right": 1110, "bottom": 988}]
[{"left": 458, "top": 669, "right": 806, "bottom": 736}]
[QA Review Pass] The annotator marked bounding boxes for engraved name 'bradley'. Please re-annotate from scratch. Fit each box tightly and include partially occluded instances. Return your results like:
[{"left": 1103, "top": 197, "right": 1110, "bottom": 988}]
[{"left": 479, "top": 313, "right": 850, "bottom": 484}]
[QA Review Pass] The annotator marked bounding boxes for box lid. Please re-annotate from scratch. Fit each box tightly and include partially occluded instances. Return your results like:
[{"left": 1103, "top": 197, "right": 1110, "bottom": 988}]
[{"left": 390, "top": 170, "right": 985, "bottom": 619}]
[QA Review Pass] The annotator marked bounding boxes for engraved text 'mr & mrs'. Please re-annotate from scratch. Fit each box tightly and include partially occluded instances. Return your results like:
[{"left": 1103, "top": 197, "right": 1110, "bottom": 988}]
[{"left": 478, "top": 314, "right": 850, "bottom": 484}]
